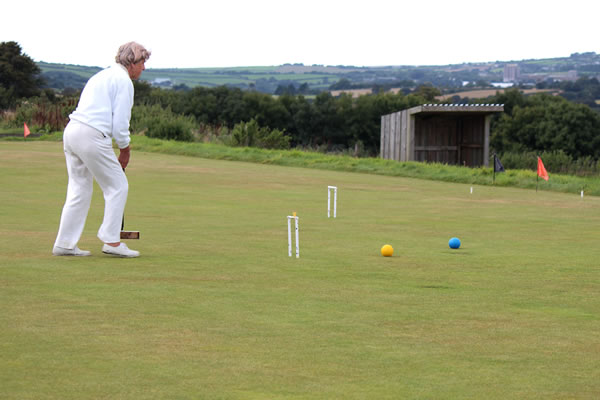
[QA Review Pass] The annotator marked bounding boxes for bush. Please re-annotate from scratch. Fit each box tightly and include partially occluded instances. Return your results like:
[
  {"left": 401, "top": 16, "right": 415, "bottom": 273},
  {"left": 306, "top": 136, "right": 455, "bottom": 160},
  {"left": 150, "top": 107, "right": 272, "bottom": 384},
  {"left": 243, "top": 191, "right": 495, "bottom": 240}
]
[
  {"left": 8, "top": 96, "right": 77, "bottom": 132},
  {"left": 131, "top": 104, "right": 196, "bottom": 141},
  {"left": 0, "top": 110, "right": 16, "bottom": 128},
  {"left": 195, "top": 124, "right": 233, "bottom": 145},
  {"left": 146, "top": 118, "right": 195, "bottom": 141},
  {"left": 13, "top": 103, "right": 34, "bottom": 128},
  {"left": 231, "top": 119, "right": 290, "bottom": 149}
]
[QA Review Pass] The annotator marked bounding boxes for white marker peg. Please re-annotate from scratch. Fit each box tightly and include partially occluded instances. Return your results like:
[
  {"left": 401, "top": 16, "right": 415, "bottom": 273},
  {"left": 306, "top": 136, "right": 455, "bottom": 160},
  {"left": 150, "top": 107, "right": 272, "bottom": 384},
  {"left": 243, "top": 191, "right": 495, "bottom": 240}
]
[
  {"left": 327, "top": 186, "right": 338, "bottom": 218},
  {"left": 287, "top": 215, "right": 299, "bottom": 258}
]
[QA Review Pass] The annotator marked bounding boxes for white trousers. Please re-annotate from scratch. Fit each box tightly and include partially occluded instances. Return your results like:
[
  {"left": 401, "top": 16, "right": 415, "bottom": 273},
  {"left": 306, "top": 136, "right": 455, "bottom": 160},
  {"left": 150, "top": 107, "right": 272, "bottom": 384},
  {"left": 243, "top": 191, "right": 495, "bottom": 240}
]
[{"left": 54, "top": 121, "right": 128, "bottom": 248}]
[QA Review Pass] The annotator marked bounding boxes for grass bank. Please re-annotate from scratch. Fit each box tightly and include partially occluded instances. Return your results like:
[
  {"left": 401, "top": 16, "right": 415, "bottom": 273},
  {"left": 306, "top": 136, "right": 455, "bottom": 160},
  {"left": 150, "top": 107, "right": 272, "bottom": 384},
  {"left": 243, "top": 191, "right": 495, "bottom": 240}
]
[
  {"left": 129, "top": 136, "right": 600, "bottom": 196},
  {"left": 4, "top": 132, "right": 599, "bottom": 196}
]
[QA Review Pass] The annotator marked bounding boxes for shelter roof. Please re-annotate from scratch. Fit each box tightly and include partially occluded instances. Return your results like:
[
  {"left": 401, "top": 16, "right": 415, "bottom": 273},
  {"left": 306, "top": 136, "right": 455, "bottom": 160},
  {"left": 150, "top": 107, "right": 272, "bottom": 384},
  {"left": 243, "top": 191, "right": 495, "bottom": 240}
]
[
  {"left": 384, "top": 104, "right": 504, "bottom": 117},
  {"left": 408, "top": 104, "right": 504, "bottom": 114}
]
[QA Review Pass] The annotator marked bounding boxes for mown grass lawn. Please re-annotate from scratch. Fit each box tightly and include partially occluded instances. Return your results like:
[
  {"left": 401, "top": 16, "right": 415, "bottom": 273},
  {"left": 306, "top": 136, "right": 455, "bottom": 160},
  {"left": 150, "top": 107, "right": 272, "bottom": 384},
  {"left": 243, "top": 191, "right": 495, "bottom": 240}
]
[{"left": 1, "top": 142, "right": 599, "bottom": 399}]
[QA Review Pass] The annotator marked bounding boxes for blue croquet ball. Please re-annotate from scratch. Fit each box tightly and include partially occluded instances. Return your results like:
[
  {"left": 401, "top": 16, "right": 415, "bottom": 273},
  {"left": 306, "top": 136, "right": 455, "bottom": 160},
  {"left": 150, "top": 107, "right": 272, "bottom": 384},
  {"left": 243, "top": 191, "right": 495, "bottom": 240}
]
[{"left": 448, "top": 237, "right": 461, "bottom": 249}]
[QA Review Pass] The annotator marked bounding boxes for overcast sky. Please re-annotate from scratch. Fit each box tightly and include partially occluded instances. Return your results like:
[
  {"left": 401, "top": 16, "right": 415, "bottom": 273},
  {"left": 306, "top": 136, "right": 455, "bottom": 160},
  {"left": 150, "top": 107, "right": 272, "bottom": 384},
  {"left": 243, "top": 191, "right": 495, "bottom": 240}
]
[{"left": 2, "top": 0, "right": 598, "bottom": 69}]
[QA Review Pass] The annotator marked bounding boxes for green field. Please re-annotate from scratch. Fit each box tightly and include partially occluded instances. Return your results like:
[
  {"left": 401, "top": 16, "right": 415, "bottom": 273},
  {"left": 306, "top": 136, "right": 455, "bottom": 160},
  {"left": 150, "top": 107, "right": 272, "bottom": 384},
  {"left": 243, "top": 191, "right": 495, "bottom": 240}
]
[
  {"left": 1, "top": 142, "right": 599, "bottom": 399},
  {"left": 138, "top": 70, "right": 333, "bottom": 89},
  {"left": 37, "top": 62, "right": 102, "bottom": 78},
  {"left": 38, "top": 62, "right": 340, "bottom": 90}
]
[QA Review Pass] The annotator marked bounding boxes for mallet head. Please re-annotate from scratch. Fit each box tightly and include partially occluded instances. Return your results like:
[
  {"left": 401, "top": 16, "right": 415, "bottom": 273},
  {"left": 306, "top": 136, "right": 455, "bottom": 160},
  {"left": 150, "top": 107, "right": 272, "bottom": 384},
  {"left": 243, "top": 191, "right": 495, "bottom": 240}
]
[{"left": 120, "top": 231, "right": 140, "bottom": 240}]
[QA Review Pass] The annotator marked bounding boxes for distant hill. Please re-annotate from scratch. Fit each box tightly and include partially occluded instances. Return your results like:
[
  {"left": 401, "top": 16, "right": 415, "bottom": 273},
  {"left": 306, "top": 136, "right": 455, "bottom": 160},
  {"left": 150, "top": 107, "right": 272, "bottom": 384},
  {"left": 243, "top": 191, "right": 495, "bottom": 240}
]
[
  {"left": 37, "top": 62, "right": 101, "bottom": 90},
  {"left": 38, "top": 52, "right": 600, "bottom": 96},
  {"left": 38, "top": 62, "right": 359, "bottom": 94},
  {"left": 435, "top": 88, "right": 561, "bottom": 101}
]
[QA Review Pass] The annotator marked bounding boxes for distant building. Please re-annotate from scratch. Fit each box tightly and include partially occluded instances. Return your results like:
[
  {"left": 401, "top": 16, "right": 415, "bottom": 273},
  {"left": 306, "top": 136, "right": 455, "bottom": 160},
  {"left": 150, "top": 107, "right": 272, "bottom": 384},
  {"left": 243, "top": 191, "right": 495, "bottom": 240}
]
[
  {"left": 566, "top": 70, "right": 578, "bottom": 81},
  {"left": 543, "top": 70, "right": 579, "bottom": 83},
  {"left": 491, "top": 82, "right": 514, "bottom": 88},
  {"left": 151, "top": 78, "right": 172, "bottom": 87},
  {"left": 503, "top": 64, "right": 520, "bottom": 82}
]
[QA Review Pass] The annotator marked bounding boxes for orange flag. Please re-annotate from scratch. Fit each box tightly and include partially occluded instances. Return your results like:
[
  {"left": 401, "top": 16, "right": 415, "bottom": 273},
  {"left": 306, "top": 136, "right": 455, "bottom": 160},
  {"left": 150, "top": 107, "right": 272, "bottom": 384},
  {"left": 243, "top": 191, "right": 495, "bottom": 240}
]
[
  {"left": 537, "top": 156, "right": 549, "bottom": 181},
  {"left": 24, "top": 123, "right": 31, "bottom": 138}
]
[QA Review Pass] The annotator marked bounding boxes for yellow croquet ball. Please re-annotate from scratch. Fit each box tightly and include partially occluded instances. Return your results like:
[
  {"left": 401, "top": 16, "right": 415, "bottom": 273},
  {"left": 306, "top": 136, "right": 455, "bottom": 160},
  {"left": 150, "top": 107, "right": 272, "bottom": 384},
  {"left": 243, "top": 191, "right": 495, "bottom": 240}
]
[{"left": 381, "top": 244, "right": 394, "bottom": 257}]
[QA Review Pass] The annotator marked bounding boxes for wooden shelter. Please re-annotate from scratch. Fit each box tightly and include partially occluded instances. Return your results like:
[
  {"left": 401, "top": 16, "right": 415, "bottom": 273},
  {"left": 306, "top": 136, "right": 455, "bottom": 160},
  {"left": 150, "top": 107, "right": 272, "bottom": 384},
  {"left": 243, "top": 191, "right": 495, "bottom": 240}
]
[{"left": 380, "top": 104, "right": 504, "bottom": 167}]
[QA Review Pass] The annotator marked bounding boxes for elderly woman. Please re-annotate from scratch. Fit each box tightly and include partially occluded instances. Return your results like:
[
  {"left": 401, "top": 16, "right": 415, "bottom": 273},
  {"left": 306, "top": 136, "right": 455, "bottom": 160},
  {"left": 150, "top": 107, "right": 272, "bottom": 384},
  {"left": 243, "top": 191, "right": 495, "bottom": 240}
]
[{"left": 53, "top": 42, "right": 150, "bottom": 258}]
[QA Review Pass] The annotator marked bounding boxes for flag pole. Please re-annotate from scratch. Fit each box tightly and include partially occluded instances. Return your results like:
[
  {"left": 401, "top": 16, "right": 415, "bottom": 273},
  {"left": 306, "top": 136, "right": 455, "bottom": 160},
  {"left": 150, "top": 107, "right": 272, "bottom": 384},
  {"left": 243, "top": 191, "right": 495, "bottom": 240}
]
[
  {"left": 536, "top": 154, "right": 539, "bottom": 192},
  {"left": 493, "top": 154, "right": 496, "bottom": 184}
]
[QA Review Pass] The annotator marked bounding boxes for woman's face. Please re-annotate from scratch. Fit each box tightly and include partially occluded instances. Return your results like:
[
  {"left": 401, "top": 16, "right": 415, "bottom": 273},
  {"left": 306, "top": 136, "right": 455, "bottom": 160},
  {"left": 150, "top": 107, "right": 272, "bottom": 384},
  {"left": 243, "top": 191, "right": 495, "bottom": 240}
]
[{"left": 128, "top": 60, "right": 145, "bottom": 80}]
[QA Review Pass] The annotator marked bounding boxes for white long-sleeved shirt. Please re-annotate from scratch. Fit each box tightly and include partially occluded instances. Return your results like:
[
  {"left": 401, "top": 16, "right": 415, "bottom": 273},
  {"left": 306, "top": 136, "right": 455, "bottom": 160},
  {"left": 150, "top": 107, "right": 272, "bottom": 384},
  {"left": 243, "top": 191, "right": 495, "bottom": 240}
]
[{"left": 69, "top": 64, "right": 134, "bottom": 149}]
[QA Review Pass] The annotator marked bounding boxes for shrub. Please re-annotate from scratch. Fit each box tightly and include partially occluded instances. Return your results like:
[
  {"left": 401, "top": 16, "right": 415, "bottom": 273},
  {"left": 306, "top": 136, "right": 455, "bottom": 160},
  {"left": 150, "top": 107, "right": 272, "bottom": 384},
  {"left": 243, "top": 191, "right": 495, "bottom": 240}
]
[
  {"left": 8, "top": 96, "right": 77, "bottom": 132},
  {"left": 131, "top": 104, "right": 196, "bottom": 141},
  {"left": 195, "top": 124, "right": 233, "bottom": 145},
  {"left": 231, "top": 119, "right": 290, "bottom": 149},
  {"left": 146, "top": 118, "right": 194, "bottom": 141},
  {"left": 13, "top": 103, "right": 34, "bottom": 128},
  {"left": 0, "top": 110, "right": 16, "bottom": 128}
]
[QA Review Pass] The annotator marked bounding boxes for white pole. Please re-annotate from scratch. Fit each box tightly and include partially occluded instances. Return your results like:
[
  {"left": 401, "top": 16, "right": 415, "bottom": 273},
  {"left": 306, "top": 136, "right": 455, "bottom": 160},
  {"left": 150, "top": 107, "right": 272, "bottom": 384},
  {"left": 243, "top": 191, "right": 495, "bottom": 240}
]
[
  {"left": 295, "top": 217, "right": 300, "bottom": 258},
  {"left": 470, "top": 186, "right": 473, "bottom": 194},
  {"left": 287, "top": 216, "right": 299, "bottom": 258},
  {"left": 287, "top": 217, "right": 292, "bottom": 257},
  {"left": 328, "top": 186, "right": 338, "bottom": 218},
  {"left": 333, "top": 187, "right": 337, "bottom": 218},
  {"left": 581, "top": 190, "right": 584, "bottom": 198}
]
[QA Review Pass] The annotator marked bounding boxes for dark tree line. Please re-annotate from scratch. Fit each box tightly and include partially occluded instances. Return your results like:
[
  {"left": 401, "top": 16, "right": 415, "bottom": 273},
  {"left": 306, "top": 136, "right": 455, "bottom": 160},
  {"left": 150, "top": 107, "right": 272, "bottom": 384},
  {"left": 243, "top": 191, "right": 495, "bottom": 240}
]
[
  {"left": 133, "top": 81, "right": 428, "bottom": 155},
  {"left": 133, "top": 82, "right": 600, "bottom": 160},
  {"left": 488, "top": 89, "right": 600, "bottom": 159},
  {"left": 554, "top": 77, "right": 600, "bottom": 110}
]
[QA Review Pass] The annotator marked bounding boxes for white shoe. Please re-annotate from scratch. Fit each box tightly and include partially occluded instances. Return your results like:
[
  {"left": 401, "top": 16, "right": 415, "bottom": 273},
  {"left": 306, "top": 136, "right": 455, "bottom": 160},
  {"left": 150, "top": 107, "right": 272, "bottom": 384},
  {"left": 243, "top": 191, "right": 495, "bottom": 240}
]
[
  {"left": 53, "top": 246, "right": 91, "bottom": 256},
  {"left": 102, "top": 243, "right": 140, "bottom": 258}
]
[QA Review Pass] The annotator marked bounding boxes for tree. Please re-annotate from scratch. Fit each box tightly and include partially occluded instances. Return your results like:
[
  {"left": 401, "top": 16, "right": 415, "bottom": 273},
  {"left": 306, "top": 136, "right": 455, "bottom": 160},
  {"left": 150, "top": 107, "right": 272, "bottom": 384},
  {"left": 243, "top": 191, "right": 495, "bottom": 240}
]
[
  {"left": 490, "top": 93, "right": 600, "bottom": 159},
  {"left": 172, "top": 84, "right": 191, "bottom": 92},
  {"left": 329, "top": 78, "right": 353, "bottom": 90},
  {"left": 0, "top": 41, "right": 44, "bottom": 108},
  {"left": 274, "top": 84, "right": 296, "bottom": 96},
  {"left": 298, "top": 83, "right": 309, "bottom": 94},
  {"left": 559, "top": 77, "right": 600, "bottom": 110},
  {"left": 414, "top": 84, "right": 441, "bottom": 101},
  {"left": 133, "top": 80, "right": 153, "bottom": 105}
]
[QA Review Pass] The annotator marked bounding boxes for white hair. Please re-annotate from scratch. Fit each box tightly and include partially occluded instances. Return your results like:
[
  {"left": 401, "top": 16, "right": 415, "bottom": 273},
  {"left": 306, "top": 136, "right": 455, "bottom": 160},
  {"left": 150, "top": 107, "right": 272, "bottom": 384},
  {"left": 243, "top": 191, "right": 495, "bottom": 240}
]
[{"left": 115, "top": 42, "right": 151, "bottom": 67}]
